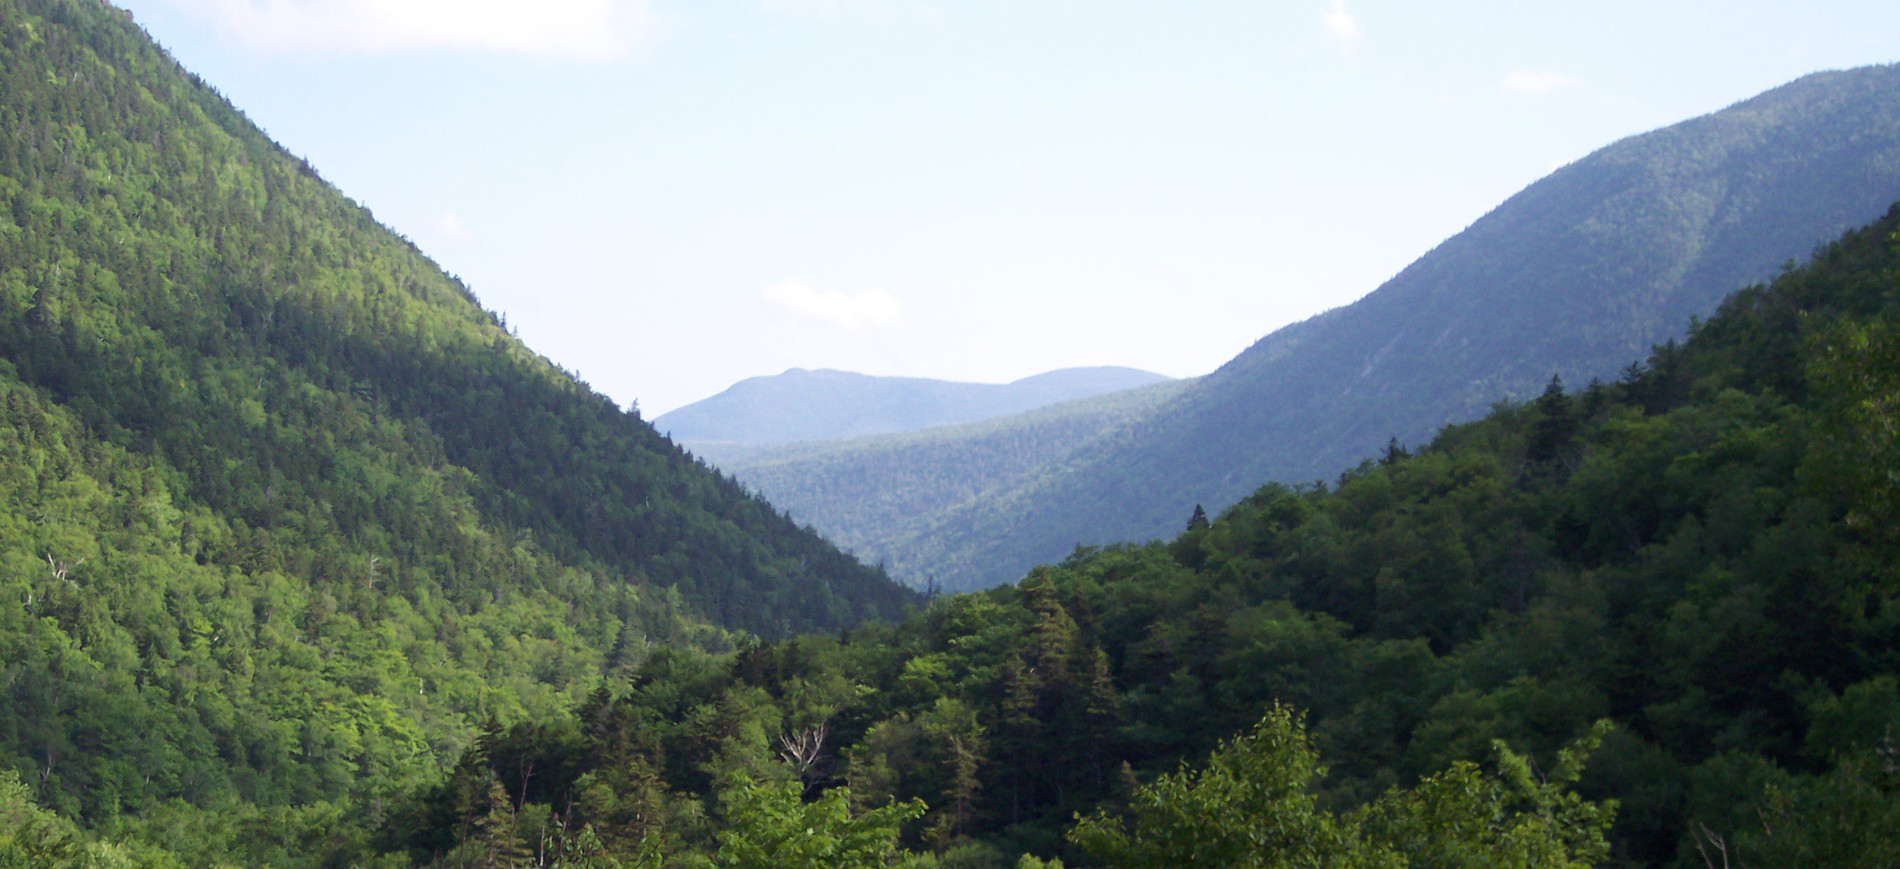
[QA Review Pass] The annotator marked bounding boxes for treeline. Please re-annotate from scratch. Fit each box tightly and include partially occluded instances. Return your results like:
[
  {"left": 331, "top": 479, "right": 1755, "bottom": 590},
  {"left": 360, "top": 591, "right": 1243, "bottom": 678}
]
[{"left": 334, "top": 207, "right": 1900, "bottom": 866}]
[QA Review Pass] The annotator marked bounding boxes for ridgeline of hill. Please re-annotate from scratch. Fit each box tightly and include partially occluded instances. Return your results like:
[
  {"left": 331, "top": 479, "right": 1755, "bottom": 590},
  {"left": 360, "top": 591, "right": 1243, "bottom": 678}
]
[
  {"left": 0, "top": 0, "right": 912, "bottom": 840},
  {"left": 725, "top": 64, "right": 1900, "bottom": 592},
  {"left": 658, "top": 366, "right": 1171, "bottom": 448}
]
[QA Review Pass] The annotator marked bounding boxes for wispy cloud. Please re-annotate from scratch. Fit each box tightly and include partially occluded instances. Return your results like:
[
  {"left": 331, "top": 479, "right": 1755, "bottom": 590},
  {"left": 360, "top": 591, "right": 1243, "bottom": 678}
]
[
  {"left": 760, "top": 0, "right": 911, "bottom": 15},
  {"left": 435, "top": 212, "right": 473, "bottom": 240},
  {"left": 1321, "top": 0, "right": 1360, "bottom": 44},
  {"left": 163, "top": 0, "right": 652, "bottom": 59},
  {"left": 1501, "top": 70, "right": 1581, "bottom": 94},
  {"left": 760, "top": 0, "right": 843, "bottom": 13},
  {"left": 762, "top": 280, "right": 901, "bottom": 329}
]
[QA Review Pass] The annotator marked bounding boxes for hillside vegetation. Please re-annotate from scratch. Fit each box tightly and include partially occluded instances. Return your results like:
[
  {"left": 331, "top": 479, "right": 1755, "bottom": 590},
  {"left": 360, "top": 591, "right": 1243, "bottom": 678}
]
[
  {"left": 0, "top": 0, "right": 911, "bottom": 841},
  {"left": 749, "top": 64, "right": 1900, "bottom": 591}
]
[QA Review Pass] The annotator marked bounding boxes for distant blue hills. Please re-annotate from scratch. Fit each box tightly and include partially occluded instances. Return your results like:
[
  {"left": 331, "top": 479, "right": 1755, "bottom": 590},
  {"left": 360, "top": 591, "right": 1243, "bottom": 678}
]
[{"left": 656, "top": 366, "right": 1172, "bottom": 445}]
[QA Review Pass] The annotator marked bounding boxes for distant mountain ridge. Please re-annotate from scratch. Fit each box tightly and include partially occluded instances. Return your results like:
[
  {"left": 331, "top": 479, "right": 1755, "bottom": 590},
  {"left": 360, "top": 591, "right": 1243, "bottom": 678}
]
[
  {"left": 702, "top": 378, "right": 1194, "bottom": 574},
  {"left": 657, "top": 365, "right": 1171, "bottom": 445},
  {"left": 716, "top": 63, "right": 1900, "bottom": 592}
]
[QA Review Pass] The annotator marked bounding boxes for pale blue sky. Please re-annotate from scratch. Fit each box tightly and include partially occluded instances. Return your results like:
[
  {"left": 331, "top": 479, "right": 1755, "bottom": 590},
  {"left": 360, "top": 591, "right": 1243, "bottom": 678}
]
[{"left": 111, "top": 1, "right": 1900, "bottom": 414}]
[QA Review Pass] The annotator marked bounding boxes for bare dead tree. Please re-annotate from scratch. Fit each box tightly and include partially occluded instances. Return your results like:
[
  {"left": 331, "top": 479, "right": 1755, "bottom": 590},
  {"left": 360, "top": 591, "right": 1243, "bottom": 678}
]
[
  {"left": 1693, "top": 821, "right": 1745, "bottom": 869},
  {"left": 778, "top": 724, "right": 830, "bottom": 787},
  {"left": 44, "top": 552, "right": 84, "bottom": 585}
]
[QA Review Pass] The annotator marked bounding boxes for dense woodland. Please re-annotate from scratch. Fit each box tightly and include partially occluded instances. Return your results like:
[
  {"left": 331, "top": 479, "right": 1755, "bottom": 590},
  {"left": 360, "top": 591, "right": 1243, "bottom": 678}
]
[
  {"left": 0, "top": 0, "right": 909, "bottom": 855},
  {"left": 1, "top": 0, "right": 1898, "bottom": 867}
]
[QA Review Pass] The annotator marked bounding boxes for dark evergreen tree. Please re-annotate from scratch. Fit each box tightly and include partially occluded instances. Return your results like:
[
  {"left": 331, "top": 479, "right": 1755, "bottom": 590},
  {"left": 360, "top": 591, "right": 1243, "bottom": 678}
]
[{"left": 1526, "top": 373, "right": 1575, "bottom": 466}]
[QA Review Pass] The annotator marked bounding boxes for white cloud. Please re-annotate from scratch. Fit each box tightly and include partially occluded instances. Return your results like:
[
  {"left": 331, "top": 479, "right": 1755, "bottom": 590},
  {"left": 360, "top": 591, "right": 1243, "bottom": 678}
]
[
  {"left": 1502, "top": 70, "right": 1581, "bottom": 94},
  {"left": 163, "top": 0, "right": 651, "bottom": 59},
  {"left": 762, "top": 280, "right": 901, "bottom": 329},
  {"left": 760, "top": 0, "right": 911, "bottom": 15},
  {"left": 1321, "top": 0, "right": 1360, "bottom": 43},
  {"left": 761, "top": 0, "right": 843, "bottom": 13},
  {"left": 436, "top": 211, "right": 472, "bottom": 240}
]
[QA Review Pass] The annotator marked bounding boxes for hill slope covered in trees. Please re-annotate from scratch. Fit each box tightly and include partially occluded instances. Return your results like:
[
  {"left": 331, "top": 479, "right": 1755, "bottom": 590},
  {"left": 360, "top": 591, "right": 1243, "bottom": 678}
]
[
  {"left": 0, "top": 0, "right": 913, "bottom": 842},
  {"left": 751, "top": 64, "right": 1900, "bottom": 591}
]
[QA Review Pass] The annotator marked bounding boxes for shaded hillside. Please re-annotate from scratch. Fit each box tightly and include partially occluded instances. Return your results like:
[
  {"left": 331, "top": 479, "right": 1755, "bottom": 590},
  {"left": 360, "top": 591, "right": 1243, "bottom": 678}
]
[
  {"left": 0, "top": 0, "right": 911, "bottom": 830},
  {"left": 703, "top": 378, "right": 1193, "bottom": 580},
  {"left": 905, "top": 64, "right": 1900, "bottom": 590},
  {"left": 658, "top": 366, "right": 1169, "bottom": 446}
]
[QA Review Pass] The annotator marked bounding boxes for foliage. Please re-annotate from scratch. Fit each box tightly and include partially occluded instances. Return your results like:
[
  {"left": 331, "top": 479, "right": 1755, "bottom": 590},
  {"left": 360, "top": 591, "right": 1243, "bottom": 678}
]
[
  {"left": 703, "top": 778, "right": 924, "bottom": 869},
  {"left": 1067, "top": 706, "right": 1387, "bottom": 868},
  {"left": 0, "top": 0, "right": 910, "bottom": 850},
  {"left": 1736, "top": 740, "right": 1899, "bottom": 867},
  {"left": 1357, "top": 721, "right": 1615, "bottom": 869},
  {"left": 1070, "top": 709, "right": 1615, "bottom": 869},
  {"left": 0, "top": 768, "right": 179, "bottom": 868}
]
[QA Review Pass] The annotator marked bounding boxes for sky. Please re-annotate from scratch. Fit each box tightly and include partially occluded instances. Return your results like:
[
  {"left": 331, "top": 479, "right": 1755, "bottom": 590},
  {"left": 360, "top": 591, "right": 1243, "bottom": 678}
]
[{"left": 109, "top": 1, "right": 1900, "bottom": 415}]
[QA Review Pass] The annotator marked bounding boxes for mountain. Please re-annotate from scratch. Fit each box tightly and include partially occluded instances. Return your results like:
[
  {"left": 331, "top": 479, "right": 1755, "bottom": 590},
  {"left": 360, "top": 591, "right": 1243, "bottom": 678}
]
[
  {"left": 701, "top": 378, "right": 1193, "bottom": 578},
  {"left": 830, "top": 63, "right": 1900, "bottom": 591},
  {"left": 655, "top": 366, "right": 1171, "bottom": 446},
  {"left": 0, "top": 0, "right": 912, "bottom": 833}
]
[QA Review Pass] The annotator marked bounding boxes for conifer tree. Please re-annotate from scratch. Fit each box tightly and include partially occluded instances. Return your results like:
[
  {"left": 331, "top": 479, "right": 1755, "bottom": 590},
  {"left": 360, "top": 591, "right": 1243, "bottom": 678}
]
[{"left": 1527, "top": 374, "right": 1575, "bottom": 466}]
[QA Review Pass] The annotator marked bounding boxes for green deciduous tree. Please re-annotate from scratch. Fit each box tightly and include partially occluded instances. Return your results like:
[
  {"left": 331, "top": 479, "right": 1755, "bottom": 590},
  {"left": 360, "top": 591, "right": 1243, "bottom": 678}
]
[
  {"left": 1070, "top": 708, "right": 1615, "bottom": 869},
  {"left": 706, "top": 779, "right": 924, "bottom": 869},
  {"left": 1069, "top": 705, "right": 1391, "bottom": 869}
]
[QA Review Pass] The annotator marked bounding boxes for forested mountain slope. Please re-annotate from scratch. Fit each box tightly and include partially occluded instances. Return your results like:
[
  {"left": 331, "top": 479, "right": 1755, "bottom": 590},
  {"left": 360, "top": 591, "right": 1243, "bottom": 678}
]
[
  {"left": 0, "top": 0, "right": 911, "bottom": 838},
  {"left": 884, "top": 64, "right": 1900, "bottom": 590},
  {"left": 365, "top": 203, "right": 1900, "bottom": 868},
  {"left": 658, "top": 366, "right": 1170, "bottom": 447},
  {"left": 699, "top": 378, "right": 1193, "bottom": 579}
]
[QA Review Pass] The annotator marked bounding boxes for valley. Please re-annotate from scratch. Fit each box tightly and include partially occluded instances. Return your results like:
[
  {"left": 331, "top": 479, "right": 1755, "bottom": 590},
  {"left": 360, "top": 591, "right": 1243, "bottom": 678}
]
[{"left": 0, "top": 1, "right": 1894, "bottom": 867}]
